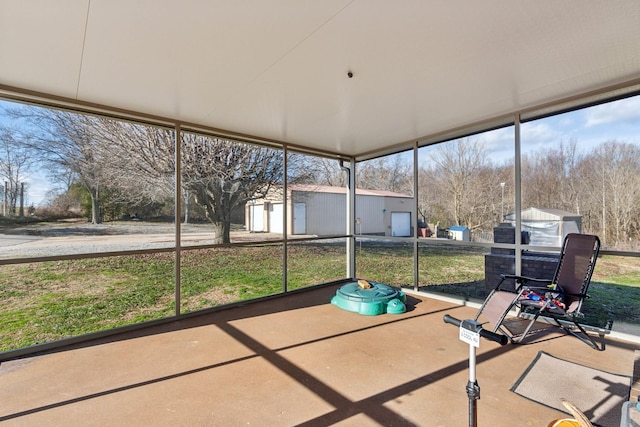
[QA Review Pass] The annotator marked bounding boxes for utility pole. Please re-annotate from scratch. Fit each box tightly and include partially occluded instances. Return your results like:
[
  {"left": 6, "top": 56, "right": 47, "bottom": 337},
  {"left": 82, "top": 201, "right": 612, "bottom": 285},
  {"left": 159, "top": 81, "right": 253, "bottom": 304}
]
[
  {"left": 3, "top": 181, "right": 7, "bottom": 216},
  {"left": 602, "top": 165, "right": 606, "bottom": 246},
  {"left": 500, "top": 182, "right": 505, "bottom": 222},
  {"left": 19, "top": 182, "right": 24, "bottom": 217}
]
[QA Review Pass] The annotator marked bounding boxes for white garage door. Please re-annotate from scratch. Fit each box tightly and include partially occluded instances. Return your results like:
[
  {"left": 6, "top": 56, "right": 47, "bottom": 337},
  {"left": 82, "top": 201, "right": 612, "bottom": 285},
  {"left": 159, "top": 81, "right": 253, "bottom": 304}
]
[
  {"left": 250, "top": 204, "right": 264, "bottom": 232},
  {"left": 293, "top": 203, "right": 306, "bottom": 234},
  {"left": 269, "top": 203, "right": 283, "bottom": 233},
  {"left": 391, "top": 212, "right": 411, "bottom": 237}
]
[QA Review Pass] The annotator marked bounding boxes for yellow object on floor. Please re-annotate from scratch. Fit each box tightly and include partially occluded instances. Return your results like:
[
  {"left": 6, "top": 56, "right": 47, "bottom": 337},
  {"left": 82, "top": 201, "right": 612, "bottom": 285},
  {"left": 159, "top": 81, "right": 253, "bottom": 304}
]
[
  {"left": 547, "top": 419, "right": 580, "bottom": 427},
  {"left": 547, "top": 399, "right": 593, "bottom": 427}
]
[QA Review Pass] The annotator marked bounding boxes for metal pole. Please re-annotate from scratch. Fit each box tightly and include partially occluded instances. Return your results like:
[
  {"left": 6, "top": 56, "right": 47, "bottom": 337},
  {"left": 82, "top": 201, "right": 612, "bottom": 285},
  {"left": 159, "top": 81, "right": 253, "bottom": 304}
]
[
  {"left": 467, "top": 345, "right": 480, "bottom": 427},
  {"left": 19, "top": 182, "right": 24, "bottom": 217},
  {"left": 282, "top": 147, "right": 288, "bottom": 293},
  {"left": 413, "top": 141, "right": 420, "bottom": 291},
  {"left": 343, "top": 159, "right": 356, "bottom": 279},
  {"left": 174, "top": 123, "right": 182, "bottom": 316},
  {"left": 443, "top": 315, "right": 507, "bottom": 427},
  {"left": 514, "top": 116, "right": 523, "bottom": 276},
  {"left": 500, "top": 182, "right": 505, "bottom": 222}
]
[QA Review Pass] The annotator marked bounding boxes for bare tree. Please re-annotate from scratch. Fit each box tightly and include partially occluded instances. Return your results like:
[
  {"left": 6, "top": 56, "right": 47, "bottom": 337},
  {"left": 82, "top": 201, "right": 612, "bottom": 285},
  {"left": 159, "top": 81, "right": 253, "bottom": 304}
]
[
  {"left": 93, "top": 120, "right": 175, "bottom": 214},
  {"left": 5, "top": 107, "right": 111, "bottom": 223},
  {"left": 356, "top": 154, "right": 413, "bottom": 194},
  {"left": 287, "top": 155, "right": 346, "bottom": 187},
  {"left": 7, "top": 104, "right": 285, "bottom": 242},
  {"left": 577, "top": 141, "right": 640, "bottom": 247},
  {"left": 95, "top": 121, "right": 284, "bottom": 244},
  {"left": 288, "top": 154, "right": 414, "bottom": 193},
  {"left": 0, "top": 125, "right": 34, "bottom": 216},
  {"left": 521, "top": 140, "right": 581, "bottom": 212},
  {"left": 181, "top": 133, "right": 283, "bottom": 243},
  {"left": 430, "top": 138, "right": 495, "bottom": 230},
  {"left": 416, "top": 166, "right": 436, "bottom": 224}
]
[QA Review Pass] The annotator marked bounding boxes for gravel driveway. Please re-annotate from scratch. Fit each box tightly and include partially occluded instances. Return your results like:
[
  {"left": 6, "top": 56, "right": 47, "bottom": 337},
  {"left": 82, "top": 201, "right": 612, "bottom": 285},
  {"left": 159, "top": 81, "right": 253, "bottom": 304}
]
[{"left": 0, "top": 221, "right": 262, "bottom": 258}]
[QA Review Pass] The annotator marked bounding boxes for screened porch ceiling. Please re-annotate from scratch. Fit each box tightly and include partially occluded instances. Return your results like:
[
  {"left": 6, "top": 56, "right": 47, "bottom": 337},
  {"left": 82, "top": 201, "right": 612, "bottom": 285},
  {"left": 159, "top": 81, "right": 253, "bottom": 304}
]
[{"left": 1, "top": 1, "right": 640, "bottom": 158}]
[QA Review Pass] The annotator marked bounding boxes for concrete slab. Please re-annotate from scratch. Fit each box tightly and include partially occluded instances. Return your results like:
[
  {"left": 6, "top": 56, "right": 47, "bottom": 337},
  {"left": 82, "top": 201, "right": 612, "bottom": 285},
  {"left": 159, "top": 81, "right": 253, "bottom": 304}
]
[{"left": 0, "top": 285, "right": 636, "bottom": 426}]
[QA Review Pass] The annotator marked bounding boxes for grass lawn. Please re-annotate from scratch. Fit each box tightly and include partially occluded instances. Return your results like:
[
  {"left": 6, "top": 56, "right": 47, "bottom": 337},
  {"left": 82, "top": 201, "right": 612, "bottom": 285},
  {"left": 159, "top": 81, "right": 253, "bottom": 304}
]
[{"left": 1, "top": 241, "right": 638, "bottom": 352}]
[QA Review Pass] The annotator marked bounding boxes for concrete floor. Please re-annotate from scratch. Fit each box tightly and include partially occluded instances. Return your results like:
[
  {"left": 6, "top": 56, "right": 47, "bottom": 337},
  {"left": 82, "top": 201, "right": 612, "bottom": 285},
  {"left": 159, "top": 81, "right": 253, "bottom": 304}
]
[{"left": 0, "top": 284, "right": 637, "bottom": 426}]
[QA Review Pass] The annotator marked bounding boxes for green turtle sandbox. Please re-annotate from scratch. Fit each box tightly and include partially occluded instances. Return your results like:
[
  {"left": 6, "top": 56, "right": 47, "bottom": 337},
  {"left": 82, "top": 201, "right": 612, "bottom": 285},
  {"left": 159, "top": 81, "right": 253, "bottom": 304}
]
[{"left": 331, "top": 281, "right": 406, "bottom": 315}]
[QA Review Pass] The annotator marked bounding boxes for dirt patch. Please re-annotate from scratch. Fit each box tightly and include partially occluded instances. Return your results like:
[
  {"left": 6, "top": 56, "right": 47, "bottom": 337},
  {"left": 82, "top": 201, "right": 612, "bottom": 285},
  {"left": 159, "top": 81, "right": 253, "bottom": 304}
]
[{"left": 179, "top": 287, "right": 241, "bottom": 312}]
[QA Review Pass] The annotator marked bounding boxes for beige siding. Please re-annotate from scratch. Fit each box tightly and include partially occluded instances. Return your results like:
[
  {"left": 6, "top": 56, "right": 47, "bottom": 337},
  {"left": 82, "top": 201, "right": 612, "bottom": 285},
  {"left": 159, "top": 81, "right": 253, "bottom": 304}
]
[
  {"left": 355, "top": 196, "right": 386, "bottom": 235},
  {"left": 247, "top": 186, "right": 414, "bottom": 236},
  {"left": 294, "top": 191, "right": 346, "bottom": 235}
]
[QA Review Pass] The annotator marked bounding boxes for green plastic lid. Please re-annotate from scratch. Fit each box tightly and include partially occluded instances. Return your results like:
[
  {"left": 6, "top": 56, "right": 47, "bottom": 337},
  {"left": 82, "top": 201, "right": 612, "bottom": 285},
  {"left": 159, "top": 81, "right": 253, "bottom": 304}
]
[{"left": 331, "top": 281, "right": 406, "bottom": 315}]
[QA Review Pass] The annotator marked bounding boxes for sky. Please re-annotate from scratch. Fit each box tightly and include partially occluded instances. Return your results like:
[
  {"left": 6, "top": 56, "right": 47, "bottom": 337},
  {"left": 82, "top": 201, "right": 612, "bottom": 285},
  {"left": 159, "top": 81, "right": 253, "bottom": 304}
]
[
  {"left": 481, "top": 95, "right": 640, "bottom": 163},
  {"left": 2, "top": 95, "right": 640, "bottom": 206},
  {"left": 0, "top": 100, "right": 52, "bottom": 207}
]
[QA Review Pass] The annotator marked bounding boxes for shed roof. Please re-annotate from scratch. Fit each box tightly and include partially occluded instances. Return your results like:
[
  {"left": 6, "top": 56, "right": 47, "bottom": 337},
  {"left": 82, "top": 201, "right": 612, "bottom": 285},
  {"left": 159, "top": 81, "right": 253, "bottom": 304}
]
[
  {"left": 505, "top": 207, "right": 581, "bottom": 221},
  {"left": 290, "top": 185, "right": 411, "bottom": 199}
]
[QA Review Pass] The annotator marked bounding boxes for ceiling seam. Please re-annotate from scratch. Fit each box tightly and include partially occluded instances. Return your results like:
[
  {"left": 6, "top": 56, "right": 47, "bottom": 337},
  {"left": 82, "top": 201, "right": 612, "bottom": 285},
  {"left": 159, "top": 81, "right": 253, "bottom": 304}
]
[
  {"left": 201, "top": 0, "right": 356, "bottom": 128},
  {"left": 249, "top": 0, "right": 355, "bottom": 85},
  {"left": 75, "top": 0, "right": 92, "bottom": 99}
]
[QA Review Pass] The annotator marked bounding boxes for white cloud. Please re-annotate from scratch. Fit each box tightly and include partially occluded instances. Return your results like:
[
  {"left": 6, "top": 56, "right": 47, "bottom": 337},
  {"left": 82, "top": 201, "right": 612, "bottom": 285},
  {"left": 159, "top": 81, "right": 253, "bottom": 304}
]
[
  {"left": 478, "top": 127, "right": 512, "bottom": 162},
  {"left": 482, "top": 127, "right": 512, "bottom": 146},
  {"left": 520, "top": 121, "right": 562, "bottom": 150},
  {"left": 585, "top": 96, "right": 640, "bottom": 127}
]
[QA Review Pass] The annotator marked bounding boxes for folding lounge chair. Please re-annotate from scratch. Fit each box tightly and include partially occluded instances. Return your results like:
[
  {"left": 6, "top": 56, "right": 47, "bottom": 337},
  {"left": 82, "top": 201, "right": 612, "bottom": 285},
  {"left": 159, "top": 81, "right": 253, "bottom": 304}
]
[{"left": 475, "top": 233, "right": 605, "bottom": 350}]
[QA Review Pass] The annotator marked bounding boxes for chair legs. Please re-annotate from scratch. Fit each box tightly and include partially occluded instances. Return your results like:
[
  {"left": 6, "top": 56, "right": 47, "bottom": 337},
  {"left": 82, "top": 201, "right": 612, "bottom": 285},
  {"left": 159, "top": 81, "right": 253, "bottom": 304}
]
[
  {"left": 502, "top": 313, "right": 608, "bottom": 350},
  {"left": 552, "top": 317, "right": 608, "bottom": 351},
  {"left": 475, "top": 281, "right": 609, "bottom": 350}
]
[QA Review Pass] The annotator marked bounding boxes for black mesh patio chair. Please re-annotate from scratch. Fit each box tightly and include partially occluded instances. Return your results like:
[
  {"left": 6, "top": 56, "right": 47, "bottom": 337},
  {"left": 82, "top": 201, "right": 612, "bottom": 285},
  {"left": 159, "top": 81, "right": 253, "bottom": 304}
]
[{"left": 475, "top": 233, "right": 606, "bottom": 350}]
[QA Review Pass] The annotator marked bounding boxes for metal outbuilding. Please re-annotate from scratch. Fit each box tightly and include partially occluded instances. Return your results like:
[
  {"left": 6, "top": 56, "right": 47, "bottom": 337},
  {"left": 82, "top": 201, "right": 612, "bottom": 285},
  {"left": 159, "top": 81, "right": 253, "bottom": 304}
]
[
  {"left": 247, "top": 185, "right": 414, "bottom": 237},
  {"left": 505, "top": 207, "right": 581, "bottom": 246}
]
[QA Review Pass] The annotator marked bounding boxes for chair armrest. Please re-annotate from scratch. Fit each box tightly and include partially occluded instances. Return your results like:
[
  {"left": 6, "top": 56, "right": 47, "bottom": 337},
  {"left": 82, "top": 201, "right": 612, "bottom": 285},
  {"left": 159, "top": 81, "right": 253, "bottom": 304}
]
[
  {"left": 558, "top": 291, "right": 590, "bottom": 299},
  {"left": 499, "top": 274, "right": 553, "bottom": 291},
  {"left": 500, "top": 274, "right": 553, "bottom": 284}
]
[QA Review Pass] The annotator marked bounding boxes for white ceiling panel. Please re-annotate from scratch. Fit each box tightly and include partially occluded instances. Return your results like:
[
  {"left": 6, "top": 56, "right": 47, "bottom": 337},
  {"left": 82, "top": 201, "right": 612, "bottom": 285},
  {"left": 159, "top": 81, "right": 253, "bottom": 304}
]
[
  {"left": 78, "top": 0, "right": 352, "bottom": 122},
  {"left": 1, "top": 0, "right": 640, "bottom": 156},
  {"left": 0, "top": 0, "right": 89, "bottom": 97}
]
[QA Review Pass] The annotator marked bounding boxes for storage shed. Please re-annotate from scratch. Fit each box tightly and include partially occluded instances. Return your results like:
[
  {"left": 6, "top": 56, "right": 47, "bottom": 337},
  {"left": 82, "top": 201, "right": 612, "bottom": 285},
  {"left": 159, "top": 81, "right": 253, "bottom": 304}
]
[
  {"left": 448, "top": 225, "right": 471, "bottom": 241},
  {"left": 505, "top": 207, "right": 581, "bottom": 246},
  {"left": 246, "top": 185, "right": 414, "bottom": 237}
]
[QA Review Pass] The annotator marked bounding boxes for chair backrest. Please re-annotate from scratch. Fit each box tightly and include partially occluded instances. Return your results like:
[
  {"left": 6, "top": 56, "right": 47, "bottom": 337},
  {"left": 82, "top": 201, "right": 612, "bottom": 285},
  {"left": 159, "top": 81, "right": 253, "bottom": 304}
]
[{"left": 552, "top": 233, "right": 600, "bottom": 313}]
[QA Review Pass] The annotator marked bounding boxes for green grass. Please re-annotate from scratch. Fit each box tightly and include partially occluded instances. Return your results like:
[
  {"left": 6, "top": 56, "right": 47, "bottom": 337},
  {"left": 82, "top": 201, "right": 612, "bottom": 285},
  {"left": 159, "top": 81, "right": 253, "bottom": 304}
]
[
  {"left": 0, "top": 254, "right": 177, "bottom": 349},
  {"left": 1, "top": 243, "right": 638, "bottom": 352}
]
